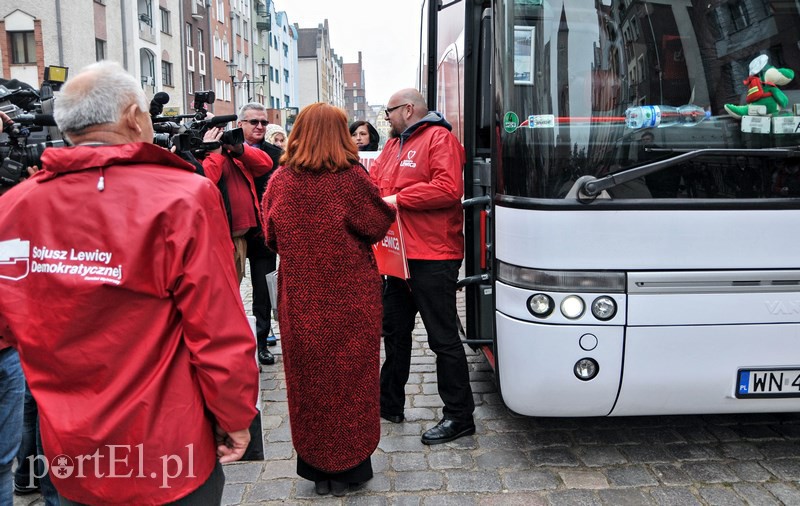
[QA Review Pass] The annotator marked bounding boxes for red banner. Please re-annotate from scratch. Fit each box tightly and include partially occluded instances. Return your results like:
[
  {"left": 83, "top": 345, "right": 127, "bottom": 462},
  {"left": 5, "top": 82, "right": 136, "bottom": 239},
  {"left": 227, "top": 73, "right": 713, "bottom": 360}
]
[{"left": 373, "top": 214, "right": 409, "bottom": 279}]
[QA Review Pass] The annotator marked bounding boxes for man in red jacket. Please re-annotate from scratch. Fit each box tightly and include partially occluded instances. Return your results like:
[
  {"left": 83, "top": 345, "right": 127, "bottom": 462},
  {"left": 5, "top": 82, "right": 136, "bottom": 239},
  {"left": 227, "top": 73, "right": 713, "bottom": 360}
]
[
  {"left": 0, "top": 61, "right": 259, "bottom": 505},
  {"left": 370, "top": 88, "right": 475, "bottom": 444},
  {"left": 201, "top": 125, "right": 272, "bottom": 286}
]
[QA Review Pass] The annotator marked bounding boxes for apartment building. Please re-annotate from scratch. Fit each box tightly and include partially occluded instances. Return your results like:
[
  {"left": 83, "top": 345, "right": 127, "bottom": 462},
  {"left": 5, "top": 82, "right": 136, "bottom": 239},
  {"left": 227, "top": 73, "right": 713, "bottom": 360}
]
[{"left": 296, "top": 19, "right": 343, "bottom": 110}]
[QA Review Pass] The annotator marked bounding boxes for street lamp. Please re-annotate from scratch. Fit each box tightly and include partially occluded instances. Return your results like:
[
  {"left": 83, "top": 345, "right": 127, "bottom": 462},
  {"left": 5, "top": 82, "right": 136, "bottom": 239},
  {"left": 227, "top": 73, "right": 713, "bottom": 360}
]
[
  {"left": 226, "top": 61, "right": 238, "bottom": 114},
  {"left": 227, "top": 59, "right": 270, "bottom": 112},
  {"left": 257, "top": 57, "right": 268, "bottom": 104}
]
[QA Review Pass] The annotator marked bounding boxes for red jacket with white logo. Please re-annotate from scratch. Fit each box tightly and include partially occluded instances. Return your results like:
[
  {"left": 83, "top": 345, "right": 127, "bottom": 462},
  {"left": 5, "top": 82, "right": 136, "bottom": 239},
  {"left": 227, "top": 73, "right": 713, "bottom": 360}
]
[
  {"left": 0, "top": 143, "right": 258, "bottom": 505},
  {"left": 370, "top": 112, "right": 465, "bottom": 260}
]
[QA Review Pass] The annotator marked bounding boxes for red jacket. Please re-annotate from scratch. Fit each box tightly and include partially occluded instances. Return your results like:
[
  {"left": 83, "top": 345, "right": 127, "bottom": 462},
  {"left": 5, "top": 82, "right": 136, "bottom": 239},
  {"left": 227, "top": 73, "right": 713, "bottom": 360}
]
[
  {"left": 0, "top": 143, "right": 259, "bottom": 505},
  {"left": 201, "top": 144, "right": 273, "bottom": 229},
  {"left": 370, "top": 112, "right": 465, "bottom": 260}
]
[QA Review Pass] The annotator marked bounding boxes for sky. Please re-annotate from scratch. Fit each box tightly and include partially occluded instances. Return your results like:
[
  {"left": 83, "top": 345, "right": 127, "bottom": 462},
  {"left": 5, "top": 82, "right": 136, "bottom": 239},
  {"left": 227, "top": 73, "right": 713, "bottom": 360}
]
[{"left": 274, "top": 0, "right": 424, "bottom": 106}]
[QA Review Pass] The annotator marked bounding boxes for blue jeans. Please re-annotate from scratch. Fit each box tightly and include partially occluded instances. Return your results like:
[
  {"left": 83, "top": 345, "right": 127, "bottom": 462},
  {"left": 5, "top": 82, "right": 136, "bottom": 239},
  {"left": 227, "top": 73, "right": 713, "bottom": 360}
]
[
  {"left": 15, "top": 382, "right": 58, "bottom": 504},
  {"left": 380, "top": 259, "right": 475, "bottom": 422},
  {"left": 0, "top": 348, "right": 24, "bottom": 506}
]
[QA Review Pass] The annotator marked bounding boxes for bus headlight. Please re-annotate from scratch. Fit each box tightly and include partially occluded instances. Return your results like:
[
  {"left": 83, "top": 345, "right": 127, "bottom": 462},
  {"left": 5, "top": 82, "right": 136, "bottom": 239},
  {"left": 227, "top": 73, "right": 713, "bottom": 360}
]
[
  {"left": 527, "top": 293, "right": 554, "bottom": 317},
  {"left": 574, "top": 358, "right": 599, "bottom": 381},
  {"left": 591, "top": 296, "right": 617, "bottom": 321},
  {"left": 560, "top": 295, "right": 585, "bottom": 319}
]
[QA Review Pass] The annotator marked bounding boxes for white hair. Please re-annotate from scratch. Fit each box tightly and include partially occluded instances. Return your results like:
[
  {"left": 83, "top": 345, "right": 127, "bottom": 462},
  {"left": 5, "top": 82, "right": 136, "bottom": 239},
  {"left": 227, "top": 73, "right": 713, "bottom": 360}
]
[
  {"left": 239, "top": 102, "right": 266, "bottom": 117},
  {"left": 54, "top": 61, "right": 148, "bottom": 137}
]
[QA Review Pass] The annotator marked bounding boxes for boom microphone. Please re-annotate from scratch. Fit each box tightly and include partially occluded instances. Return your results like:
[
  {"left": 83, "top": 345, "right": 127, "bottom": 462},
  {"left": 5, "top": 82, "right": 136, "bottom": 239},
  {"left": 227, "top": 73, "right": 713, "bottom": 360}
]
[
  {"left": 15, "top": 113, "right": 57, "bottom": 127},
  {"left": 149, "top": 91, "right": 170, "bottom": 117},
  {"left": 208, "top": 114, "right": 238, "bottom": 126}
]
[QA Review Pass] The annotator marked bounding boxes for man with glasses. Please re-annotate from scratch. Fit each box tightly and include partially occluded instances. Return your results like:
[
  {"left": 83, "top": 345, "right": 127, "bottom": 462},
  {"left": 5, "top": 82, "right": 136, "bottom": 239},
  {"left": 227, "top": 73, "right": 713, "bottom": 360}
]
[
  {"left": 371, "top": 89, "right": 475, "bottom": 445},
  {"left": 201, "top": 108, "right": 272, "bottom": 287},
  {"left": 238, "top": 103, "right": 281, "bottom": 367}
]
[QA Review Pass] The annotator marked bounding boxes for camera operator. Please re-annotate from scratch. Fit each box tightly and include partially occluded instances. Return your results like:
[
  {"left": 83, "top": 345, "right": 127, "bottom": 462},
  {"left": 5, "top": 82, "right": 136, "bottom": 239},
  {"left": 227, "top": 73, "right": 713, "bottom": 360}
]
[
  {"left": 0, "top": 110, "right": 38, "bottom": 197},
  {"left": 0, "top": 61, "right": 259, "bottom": 505},
  {"left": 236, "top": 103, "right": 282, "bottom": 367},
  {"left": 0, "top": 108, "right": 24, "bottom": 506},
  {"left": 200, "top": 123, "right": 273, "bottom": 286}
]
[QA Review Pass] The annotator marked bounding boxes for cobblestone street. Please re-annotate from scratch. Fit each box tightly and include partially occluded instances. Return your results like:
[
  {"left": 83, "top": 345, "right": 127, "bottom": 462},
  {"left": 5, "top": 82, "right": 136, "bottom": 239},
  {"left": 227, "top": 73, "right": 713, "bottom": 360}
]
[
  {"left": 227, "top": 276, "right": 800, "bottom": 505},
  {"left": 14, "top": 275, "right": 800, "bottom": 505}
]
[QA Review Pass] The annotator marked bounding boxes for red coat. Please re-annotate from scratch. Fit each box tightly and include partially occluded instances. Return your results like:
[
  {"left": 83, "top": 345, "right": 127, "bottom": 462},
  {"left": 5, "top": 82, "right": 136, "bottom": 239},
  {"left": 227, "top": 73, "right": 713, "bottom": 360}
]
[
  {"left": 370, "top": 113, "right": 465, "bottom": 260},
  {"left": 261, "top": 164, "right": 395, "bottom": 472},
  {"left": 202, "top": 144, "right": 273, "bottom": 228},
  {"left": 0, "top": 143, "right": 259, "bottom": 505}
]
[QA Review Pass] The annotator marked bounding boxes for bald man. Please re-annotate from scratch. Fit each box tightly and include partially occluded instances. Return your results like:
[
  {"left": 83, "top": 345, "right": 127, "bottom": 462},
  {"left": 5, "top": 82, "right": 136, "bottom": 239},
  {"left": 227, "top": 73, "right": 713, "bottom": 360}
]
[
  {"left": 370, "top": 89, "right": 475, "bottom": 445},
  {"left": 0, "top": 61, "right": 259, "bottom": 505}
]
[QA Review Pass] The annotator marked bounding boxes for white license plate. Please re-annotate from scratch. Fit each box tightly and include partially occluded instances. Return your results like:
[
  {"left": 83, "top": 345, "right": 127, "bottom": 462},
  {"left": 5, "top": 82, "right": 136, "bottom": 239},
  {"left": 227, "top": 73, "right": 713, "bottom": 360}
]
[{"left": 736, "top": 369, "right": 800, "bottom": 398}]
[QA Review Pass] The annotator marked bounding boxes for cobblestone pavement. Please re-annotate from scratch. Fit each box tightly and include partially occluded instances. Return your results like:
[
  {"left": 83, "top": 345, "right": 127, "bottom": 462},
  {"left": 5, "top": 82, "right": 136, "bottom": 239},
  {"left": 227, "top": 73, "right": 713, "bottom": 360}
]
[{"left": 14, "top": 275, "right": 800, "bottom": 506}]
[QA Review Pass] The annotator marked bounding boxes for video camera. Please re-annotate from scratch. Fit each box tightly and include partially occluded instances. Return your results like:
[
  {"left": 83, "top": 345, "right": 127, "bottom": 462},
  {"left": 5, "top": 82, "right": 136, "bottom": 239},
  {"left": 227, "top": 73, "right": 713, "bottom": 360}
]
[
  {"left": 0, "top": 68, "right": 68, "bottom": 187},
  {"left": 150, "top": 90, "right": 243, "bottom": 159}
]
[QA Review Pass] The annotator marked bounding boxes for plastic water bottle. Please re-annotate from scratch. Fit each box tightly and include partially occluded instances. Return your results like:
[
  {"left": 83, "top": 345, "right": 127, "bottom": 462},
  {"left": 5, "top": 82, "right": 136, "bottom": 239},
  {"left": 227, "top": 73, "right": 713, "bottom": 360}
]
[{"left": 625, "top": 105, "right": 710, "bottom": 128}]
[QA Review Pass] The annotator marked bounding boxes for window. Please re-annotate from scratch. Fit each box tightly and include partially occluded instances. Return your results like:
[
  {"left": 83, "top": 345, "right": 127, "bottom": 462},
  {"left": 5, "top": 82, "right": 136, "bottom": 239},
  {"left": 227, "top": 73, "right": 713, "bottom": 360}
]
[
  {"left": 95, "top": 38, "right": 106, "bottom": 62},
  {"left": 185, "top": 23, "right": 192, "bottom": 46},
  {"left": 213, "top": 35, "right": 221, "bottom": 58},
  {"left": 729, "top": 0, "right": 751, "bottom": 31},
  {"left": 162, "top": 61, "right": 173, "bottom": 86},
  {"left": 138, "top": 0, "right": 153, "bottom": 26},
  {"left": 222, "top": 40, "right": 229, "bottom": 61},
  {"left": 216, "top": 0, "right": 225, "bottom": 21},
  {"left": 160, "top": 8, "right": 170, "bottom": 34},
  {"left": 283, "top": 43, "right": 288, "bottom": 58},
  {"left": 284, "top": 69, "right": 289, "bottom": 83},
  {"left": 9, "top": 32, "right": 35, "bottom": 64},
  {"left": 197, "top": 29, "right": 204, "bottom": 52},
  {"left": 284, "top": 95, "right": 290, "bottom": 107},
  {"left": 243, "top": 21, "right": 249, "bottom": 40},
  {"left": 187, "top": 71, "right": 194, "bottom": 94}
]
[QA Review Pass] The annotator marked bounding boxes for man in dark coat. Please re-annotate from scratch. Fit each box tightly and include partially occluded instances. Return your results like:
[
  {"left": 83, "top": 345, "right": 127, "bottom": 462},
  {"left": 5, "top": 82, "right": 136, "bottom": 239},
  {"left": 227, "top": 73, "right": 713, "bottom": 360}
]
[{"left": 238, "top": 103, "right": 281, "bottom": 366}]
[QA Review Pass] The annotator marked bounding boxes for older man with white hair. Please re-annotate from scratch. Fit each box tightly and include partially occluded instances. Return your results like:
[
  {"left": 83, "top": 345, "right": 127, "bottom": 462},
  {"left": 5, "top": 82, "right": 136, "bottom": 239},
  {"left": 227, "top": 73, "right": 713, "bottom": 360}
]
[{"left": 0, "top": 61, "right": 259, "bottom": 505}]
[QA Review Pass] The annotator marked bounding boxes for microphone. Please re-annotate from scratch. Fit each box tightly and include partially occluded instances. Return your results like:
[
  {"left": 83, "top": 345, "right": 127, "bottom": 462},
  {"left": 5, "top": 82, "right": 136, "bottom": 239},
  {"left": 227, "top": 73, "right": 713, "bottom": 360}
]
[
  {"left": 208, "top": 114, "right": 238, "bottom": 126},
  {"left": 15, "top": 114, "right": 57, "bottom": 126},
  {"left": 149, "top": 91, "right": 170, "bottom": 117}
]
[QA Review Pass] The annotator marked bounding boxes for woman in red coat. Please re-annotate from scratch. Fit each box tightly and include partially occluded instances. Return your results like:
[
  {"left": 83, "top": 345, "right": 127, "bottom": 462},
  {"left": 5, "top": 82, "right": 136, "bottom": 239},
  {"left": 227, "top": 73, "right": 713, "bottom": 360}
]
[{"left": 261, "top": 103, "right": 395, "bottom": 496}]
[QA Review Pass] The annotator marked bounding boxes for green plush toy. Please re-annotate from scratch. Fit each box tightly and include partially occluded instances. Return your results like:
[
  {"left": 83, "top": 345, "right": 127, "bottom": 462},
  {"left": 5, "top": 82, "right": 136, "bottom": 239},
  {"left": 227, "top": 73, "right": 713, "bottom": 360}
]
[{"left": 724, "top": 55, "right": 795, "bottom": 119}]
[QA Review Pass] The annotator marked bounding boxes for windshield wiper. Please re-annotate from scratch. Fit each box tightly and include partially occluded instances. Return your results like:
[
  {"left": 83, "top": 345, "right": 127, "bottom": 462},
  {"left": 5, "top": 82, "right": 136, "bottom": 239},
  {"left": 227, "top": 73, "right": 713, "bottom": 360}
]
[{"left": 570, "top": 147, "right": 800, "bottom": 201}]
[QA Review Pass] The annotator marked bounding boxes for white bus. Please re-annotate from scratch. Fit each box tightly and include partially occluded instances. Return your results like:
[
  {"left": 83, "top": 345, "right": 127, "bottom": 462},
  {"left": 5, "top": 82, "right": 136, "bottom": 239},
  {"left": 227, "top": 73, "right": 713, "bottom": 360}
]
[{"left": 421, "top": 0, "right": 800, "bottom": 416}]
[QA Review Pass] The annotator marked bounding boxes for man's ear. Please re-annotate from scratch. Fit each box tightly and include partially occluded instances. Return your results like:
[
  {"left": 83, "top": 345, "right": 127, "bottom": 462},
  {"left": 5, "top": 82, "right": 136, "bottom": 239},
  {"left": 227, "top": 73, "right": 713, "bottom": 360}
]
[{"left": 123, "top": 103, "right": 143, "bottom": 135}]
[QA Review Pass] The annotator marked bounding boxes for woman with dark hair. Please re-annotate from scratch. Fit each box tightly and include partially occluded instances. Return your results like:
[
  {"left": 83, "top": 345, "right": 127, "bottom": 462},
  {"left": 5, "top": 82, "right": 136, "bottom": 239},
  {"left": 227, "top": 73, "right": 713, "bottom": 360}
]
[
  {"left": 261, "top": 103, "right": 395, "bottom": 497},
  {"left": 349, "top": 120, "right": 380, "bottom": 151}
]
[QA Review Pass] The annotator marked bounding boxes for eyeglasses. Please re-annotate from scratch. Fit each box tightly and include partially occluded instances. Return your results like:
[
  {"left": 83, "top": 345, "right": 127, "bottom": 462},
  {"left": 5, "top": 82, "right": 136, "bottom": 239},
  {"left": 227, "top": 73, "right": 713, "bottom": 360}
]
[
  {"left": 384, "top": 103, "right": 409, "bottom": 119},
  {"left": 244, "top": 119, "right": 269, "bottom": 126}
]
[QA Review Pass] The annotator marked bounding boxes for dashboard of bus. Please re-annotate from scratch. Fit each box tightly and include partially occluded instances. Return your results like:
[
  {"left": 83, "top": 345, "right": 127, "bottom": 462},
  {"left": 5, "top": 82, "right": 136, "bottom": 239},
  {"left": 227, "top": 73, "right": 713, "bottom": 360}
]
[{"left": 487, "top": 0, "right": 800, "bottom": 201}]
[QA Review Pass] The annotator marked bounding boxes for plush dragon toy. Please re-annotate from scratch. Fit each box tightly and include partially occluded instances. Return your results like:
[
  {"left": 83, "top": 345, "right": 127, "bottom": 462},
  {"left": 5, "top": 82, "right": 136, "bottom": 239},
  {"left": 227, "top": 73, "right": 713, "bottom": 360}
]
[{"left": 724, "top": 55, "right": 795, "bottom": 119}]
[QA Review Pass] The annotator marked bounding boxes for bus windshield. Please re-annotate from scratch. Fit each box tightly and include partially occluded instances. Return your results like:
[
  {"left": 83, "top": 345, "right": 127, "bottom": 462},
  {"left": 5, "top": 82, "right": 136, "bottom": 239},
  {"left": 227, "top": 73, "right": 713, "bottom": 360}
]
[{"left": 495, "top": 0, "right": 800, "bottom": 199}]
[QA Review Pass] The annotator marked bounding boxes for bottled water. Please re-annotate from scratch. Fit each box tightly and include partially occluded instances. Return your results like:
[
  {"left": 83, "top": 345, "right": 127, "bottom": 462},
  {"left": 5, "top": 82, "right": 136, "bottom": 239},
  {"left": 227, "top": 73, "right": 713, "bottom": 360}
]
[{"left": 625, "top": 105, "right": 710, "bottom": 128}]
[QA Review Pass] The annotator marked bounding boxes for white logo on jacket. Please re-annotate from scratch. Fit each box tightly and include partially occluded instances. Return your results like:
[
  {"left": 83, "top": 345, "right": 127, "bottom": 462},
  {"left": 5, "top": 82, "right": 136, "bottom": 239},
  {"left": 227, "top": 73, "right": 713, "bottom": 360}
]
[
  {"left": 399, "top": 150, "right": 417, "bottom": 168},
  {"left": 0, "top": 238, "right": 30, "bottom": 281}
]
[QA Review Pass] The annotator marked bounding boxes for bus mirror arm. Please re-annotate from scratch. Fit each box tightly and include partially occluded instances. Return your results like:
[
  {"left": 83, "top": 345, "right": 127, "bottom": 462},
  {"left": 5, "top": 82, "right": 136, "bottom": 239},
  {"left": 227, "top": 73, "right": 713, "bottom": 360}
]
[
  {"left": 457, "top": 273, "right": 490, "bottom": 288},
  {"left": 573, "top": 147, "right": 800, "bottom": 201},
  {"left": 462, "top": 195, "right": 492, "bottom": 208}
]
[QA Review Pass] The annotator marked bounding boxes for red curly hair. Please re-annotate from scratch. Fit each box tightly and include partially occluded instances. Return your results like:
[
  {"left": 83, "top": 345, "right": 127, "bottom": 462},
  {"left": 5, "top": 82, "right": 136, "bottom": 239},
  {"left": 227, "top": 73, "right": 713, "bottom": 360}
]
[{"left": 280, "top": 103, "right": 360, "bottom": 173}]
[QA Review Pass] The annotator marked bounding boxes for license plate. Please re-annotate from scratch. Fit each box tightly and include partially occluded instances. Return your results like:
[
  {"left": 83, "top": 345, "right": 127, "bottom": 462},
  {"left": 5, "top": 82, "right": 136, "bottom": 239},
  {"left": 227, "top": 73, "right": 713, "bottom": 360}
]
[{"left": 736, "top": 369, "right": 800, "bottom": 398}]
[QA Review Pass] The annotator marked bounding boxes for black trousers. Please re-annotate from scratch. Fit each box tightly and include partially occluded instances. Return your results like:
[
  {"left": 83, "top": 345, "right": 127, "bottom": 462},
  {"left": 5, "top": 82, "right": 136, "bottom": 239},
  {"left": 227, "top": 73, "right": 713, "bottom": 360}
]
[
  {"left": 58, "top": 460, "right": 225, "bottom": 506},
  {"left": 379, "top": 259, "right": 474, "bottom": 422},
  {"left": 248, "top": 251, "right": 277, "bottom": 349}
]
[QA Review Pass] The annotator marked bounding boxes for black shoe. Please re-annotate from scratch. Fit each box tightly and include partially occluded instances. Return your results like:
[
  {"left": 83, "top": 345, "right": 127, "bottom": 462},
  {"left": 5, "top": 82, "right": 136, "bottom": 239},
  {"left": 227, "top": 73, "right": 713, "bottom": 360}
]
[
  {"left": 314, "top": 480, "right": 330, "bottom": 495},
  {"left": 258, "top": 348, "right": 275, "bottom": 365},
  {"left": 380, "top": 411, "right": 404, "bottom": 424},
  {"left": 266, "top": 335, "right": 278, "bottom": 346},
  {"left": 331, "top": 480, "right": 348, "bottom": 497},
  {"left": 421, "top": 418, "right": 476, "bottom": 445}
]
